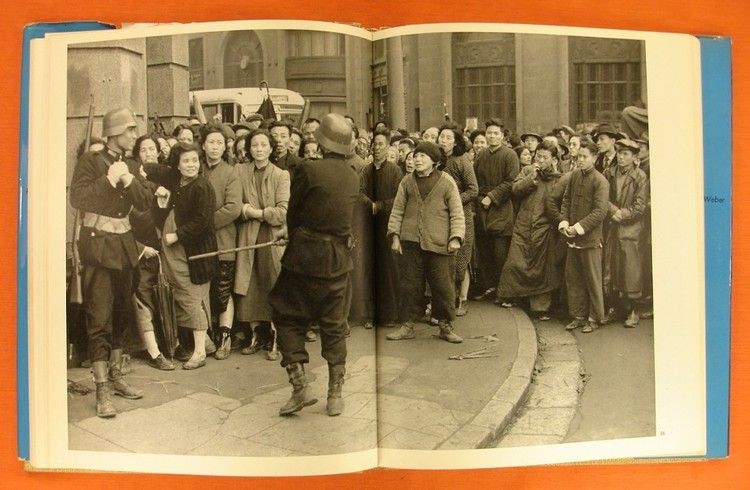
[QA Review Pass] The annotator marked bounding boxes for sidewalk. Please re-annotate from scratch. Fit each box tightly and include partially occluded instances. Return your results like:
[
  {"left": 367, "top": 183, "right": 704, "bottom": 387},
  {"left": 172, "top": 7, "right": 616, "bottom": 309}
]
[{"left": 67, "top": 302, "right": 536, "bottom": 455}]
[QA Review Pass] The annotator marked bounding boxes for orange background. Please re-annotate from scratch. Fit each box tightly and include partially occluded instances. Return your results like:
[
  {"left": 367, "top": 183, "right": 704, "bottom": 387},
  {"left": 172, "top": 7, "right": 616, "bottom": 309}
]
[{"left": 1, "top": 1, "right": 747, "bottom": 488}]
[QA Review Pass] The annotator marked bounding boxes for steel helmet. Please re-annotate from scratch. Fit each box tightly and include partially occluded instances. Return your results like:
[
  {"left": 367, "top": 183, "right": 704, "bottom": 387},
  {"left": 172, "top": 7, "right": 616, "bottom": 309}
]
[
  {"left": 102, "top": 108, "right": 138, "bottom": 137},
  {"left": 314, "top": 113, "right": 355, "bottom": 156}
]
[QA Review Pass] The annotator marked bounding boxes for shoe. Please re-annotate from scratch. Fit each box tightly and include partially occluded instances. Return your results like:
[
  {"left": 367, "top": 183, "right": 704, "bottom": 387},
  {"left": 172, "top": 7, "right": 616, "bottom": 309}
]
[
  {"left": 241, "top": 343, "right": 261, "bottom": 355},
  {"left": 363, "top": 322, "right": 374, "bottom": 330},
  {"left": 624, "top": 310, "right": 640, "bottom": 328},
  {"left": 109, "top": 365, "right": 143, "bottom": 399},
  {"left": 456, "top": 302, "right": 468, "bottom": 317},
  {"left": 305, "top": 330, "right": 318, "bottom": 342},
  {"left": 266, "top": 350, "right": 280, "bottom": 361},
  {"left": 473, "top": 287, "right": 496, "bottom": 301},
  {"left": 214, "top": 331, "right": 232, "bottom": 360},
  {"left": 438, "top": 320, "right": 463, "bottom": 343},
  {"left": 182, "top": 357, "right": 206, "bottom": 370},
  {"left": 205, "top": 335, "right": 217, "bottom": 356},
  {"left": 386, "top": 323, "right": 416, "bottom": 340},
  {"left": 600, "top": 307, "right": 617, "bottom": 325},
  {"left": 279, "top": 363, "right": 318, "bottom": 416},
  {"left": 641, "top": 310, "right": 654, "bottom": 320},
  {"left": 326, "top": 364, "right": 346, "bottom": 416},
  {"left": 581, "top": 322, "right": 596, "bottom": 334},
  {"left": 536, "top": 313, "right": 551, "bottom": 322},
  {"left": 565, "top": 318, "right": 587, "bottom": 331},
  {"left": 495, "top": 300, "right": 514, "bottom": 308},
  {"left": 147, "top": 354, "right": 175, "bottom": 371},
  {"left": 95, "top": 381, "right": 117, "bottom": 418},
  {"left": 174, "top": 346, "right": 192, "bottom": 362}
]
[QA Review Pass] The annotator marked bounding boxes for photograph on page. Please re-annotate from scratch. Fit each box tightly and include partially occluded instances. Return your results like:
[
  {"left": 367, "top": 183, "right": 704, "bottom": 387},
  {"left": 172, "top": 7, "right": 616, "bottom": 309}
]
[{"left": 26, "top": 19, "right": 705, "bottom": 475}]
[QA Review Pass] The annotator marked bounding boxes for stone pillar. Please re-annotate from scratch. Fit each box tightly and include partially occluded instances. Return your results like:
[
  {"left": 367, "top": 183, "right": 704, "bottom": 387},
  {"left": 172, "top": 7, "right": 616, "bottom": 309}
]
[
  {"left": 515, "top": 34, "right": 565, "bottom": 134},
  {"left": 416, "top": 34, "right": 451, "bottom": 130},
  {"left": 66, "top": 38, "right": 147, "bottom": 186},
  {"left": 146, "top": 35, "right": 190, "bottom": 135},
  {"left": 386, "top": 37, "right": 407, "bottom": 130},
  {"left": 346, "top": 35, "right": 373, "bottom": 129}
]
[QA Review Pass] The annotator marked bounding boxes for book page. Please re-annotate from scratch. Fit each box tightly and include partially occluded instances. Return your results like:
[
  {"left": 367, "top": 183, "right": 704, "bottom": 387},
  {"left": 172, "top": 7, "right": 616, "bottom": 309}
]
[
  {"left": 30, "top": 20, "right": 378, "bottom": 477},
  {"left": 370, "top": 23, "right": 706, "bottom": 468},
  {"left": 26, "top": 19, "right": 707, "bottom": 476}
]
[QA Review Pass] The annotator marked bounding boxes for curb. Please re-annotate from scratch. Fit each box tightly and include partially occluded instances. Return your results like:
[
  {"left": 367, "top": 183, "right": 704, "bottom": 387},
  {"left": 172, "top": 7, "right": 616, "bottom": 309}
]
[{"left": 437, "top": 307, "right": 538, "bottom": 449}]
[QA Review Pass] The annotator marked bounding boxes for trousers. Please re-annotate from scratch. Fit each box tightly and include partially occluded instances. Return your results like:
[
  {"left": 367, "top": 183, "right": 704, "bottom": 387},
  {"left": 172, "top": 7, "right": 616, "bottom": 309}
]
[
  {"left": 82, "top": 264, "right": 135, "bottom": 362},
  {"left": 270, "top": 268, "right": 349, "bottom": 367},
  {"left": 565, "top": 247, "right": 606, "bottom": 322},
  {"left": 398, "top": 242, "right": 456, "bottom": 322},
  {"left": 475, "top": 230, "right": 511, "bottom": 294}
]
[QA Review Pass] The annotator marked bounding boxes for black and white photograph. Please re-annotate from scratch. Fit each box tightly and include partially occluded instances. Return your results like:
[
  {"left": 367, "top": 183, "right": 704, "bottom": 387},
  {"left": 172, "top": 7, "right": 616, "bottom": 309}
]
[{"left": 27, "top": 21, "right": 706, "bottom": 474}]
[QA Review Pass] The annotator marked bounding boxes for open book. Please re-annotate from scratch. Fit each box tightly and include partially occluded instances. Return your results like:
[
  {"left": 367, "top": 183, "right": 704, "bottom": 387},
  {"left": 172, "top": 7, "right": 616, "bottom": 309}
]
[{"left": 20, "top": 20, "right": 730, "bottom": 476}]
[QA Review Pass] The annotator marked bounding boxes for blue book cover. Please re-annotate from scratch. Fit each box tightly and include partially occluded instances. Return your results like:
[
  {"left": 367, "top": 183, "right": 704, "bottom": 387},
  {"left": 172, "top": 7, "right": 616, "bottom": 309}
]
[
  {"left": 18, "top": 21, "right": 114, "bottom": 461},
  {"left": 698, "top": 35, "right": 731, "bottom": 459}
]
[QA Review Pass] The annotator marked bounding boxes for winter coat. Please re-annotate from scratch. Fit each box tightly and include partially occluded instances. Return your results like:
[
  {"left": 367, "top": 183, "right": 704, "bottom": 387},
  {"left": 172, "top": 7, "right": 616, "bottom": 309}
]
[
  {"left": 233, "top": 162, "right": 290, "bottom": 295},
  {"left": 474, "top": 145, "right": 520, "bottom": 236},
  {"left": 498, "top": 165, "right": 561, "bottom": 297},
  {"left": 388, "top": 170, "right": 465, "bottom": 256}
]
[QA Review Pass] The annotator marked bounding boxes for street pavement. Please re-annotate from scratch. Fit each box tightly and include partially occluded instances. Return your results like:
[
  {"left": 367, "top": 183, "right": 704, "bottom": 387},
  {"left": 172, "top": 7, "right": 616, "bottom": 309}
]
[
  {"left": 67, "top": 301, "right": 529, "bottom": 455},
  {"left": 563, "top": 316, "right": 656, "bottom": 442},
  {"left": 493, "top": 315, "right": 656, "bottom": 447}
]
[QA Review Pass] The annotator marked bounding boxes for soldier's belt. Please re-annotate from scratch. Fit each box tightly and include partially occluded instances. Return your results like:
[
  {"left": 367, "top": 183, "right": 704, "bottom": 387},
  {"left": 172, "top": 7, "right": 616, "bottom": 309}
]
[{"left": 82, "top": 212, "right": 131, "bottom": 234}]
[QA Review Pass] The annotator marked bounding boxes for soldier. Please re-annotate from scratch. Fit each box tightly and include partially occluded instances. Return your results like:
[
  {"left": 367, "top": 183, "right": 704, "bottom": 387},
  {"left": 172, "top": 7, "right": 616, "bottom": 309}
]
[
  {"left": 69, "top": 107, "right": 154, "bottom": 418},
  {"left": 268, "top": 113, "right": 360, "bottom": 417}
]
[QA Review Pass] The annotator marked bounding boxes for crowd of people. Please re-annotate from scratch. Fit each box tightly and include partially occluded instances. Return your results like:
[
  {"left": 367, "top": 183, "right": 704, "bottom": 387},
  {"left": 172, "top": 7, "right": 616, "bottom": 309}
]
[{"left": 67, "top": 104, "right": 652, "bottom": 419}]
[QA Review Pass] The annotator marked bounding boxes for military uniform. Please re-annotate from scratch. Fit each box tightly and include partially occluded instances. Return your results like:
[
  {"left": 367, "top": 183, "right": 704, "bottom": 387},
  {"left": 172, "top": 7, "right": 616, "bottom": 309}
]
[
  {"left": 70, "top": 148, "right": 152, "bottom": 362},
  {"left": 269, "top": 156, "right": 360, "bottom": 368}
]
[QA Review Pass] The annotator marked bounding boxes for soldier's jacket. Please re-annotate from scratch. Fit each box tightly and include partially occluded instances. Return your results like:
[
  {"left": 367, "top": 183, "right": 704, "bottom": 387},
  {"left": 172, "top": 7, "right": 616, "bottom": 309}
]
[
  {"left": 281, "top": 156, "right": 360, "bottom": 278},
  {"left": 69, "top": 148, "right": 152, "bottom": 270}
]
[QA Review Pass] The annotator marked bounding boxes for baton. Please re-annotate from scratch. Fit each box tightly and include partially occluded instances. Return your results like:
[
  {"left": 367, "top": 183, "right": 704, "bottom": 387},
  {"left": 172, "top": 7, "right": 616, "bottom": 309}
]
[{"left": 188, "top": 239, "right": 287, "bottom": 261}]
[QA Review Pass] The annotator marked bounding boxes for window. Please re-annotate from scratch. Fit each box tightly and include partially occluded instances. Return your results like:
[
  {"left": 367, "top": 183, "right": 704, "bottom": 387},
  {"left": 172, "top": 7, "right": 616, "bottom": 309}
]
[
  {"left": 454, "top": 66, "right": 516, "bottom": 129},
  {"left": 568, "top": 37, "right": 643, "bottom": 126},
  {"left": 451, "top": 33, "right": 516, "bottom": 130},
  {"left": 571, "top": 62, "right": 641, "bottom": 124},
  {"left": 223, "top": 31, "right": 264, "bottom": 89},
  {"left": 287, "top": 31, "right": 345, "bottom": 57},
  {"left": 188, "top": 38, "right": 204, "bottom": 91}
]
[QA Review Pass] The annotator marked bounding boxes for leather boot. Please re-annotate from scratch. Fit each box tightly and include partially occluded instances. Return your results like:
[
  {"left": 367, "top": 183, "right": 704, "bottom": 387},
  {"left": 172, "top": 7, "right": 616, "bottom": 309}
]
[
  {"left": 326, "top": 364, "right": 346, "bottom": 416},
  {"left": 279, "top": 362, "right": 317, "bottom": 416},
  {"left": 109, "top": 350, "right": 143, "bottom": 400},
  {"left": 438, "top": 320, "right": 463, "bottom": 343},
  {"left": 386, "top": 322, "right": 415, "bottom": 341},
  {"left": 92, "top": 361, "right": 116, "bottom": 418}
]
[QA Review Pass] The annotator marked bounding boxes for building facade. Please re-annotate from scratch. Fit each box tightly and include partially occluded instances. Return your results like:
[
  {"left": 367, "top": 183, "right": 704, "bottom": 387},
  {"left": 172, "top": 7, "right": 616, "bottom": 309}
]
[
  {"left": 373, "top": 33, "right": 647, "bottom": 134},
  {"left": 187, "top": 30, "right": 372, "bottom": 127}
]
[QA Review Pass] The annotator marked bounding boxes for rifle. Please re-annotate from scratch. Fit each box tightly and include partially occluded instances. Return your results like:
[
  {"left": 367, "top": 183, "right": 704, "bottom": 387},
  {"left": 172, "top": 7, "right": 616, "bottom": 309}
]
[
  {"left": 152, "top": 112, "right": 166, "bottom": 138},
  {"left": 69, "top": 94, "right": 94, "bottom": 304}
]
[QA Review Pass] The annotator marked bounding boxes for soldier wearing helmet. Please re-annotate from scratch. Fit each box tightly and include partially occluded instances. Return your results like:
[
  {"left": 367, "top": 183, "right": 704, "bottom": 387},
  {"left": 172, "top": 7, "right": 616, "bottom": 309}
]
[
  {"left": 268, "top": 113, "right": 360, "bottom": 418},
  {"left": 69, "top": 107, "right": 154, "bottom": 418}
]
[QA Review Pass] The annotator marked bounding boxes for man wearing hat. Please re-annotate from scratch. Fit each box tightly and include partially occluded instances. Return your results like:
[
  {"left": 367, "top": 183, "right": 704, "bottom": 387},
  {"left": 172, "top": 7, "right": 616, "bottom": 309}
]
[
  {"left": 521, "top": 132, "right": 543, "bottom": 156},
  {"left": 70, "top": 107, "right": 154, "bottom": 418},
  {"left": 593, "top": 123, "right": 622, "bottom": 173},
  {"left": 473, "top": 117, "right": 520, "bottom": 303},
  {"left": 268, "top": 113, "right": 360, "bottom": 417},
  {"left": 233, "top": 114, "right": 264, "bottom": 140},
  {"left": 602, "top": 139, "right": 649, "bottom": 328}
]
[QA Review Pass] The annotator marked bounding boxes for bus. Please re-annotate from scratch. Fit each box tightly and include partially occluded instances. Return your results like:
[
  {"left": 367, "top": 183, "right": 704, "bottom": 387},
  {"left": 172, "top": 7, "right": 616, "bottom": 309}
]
[{"left": 189, "top": 87, "right": 307, "bottom": 126}]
